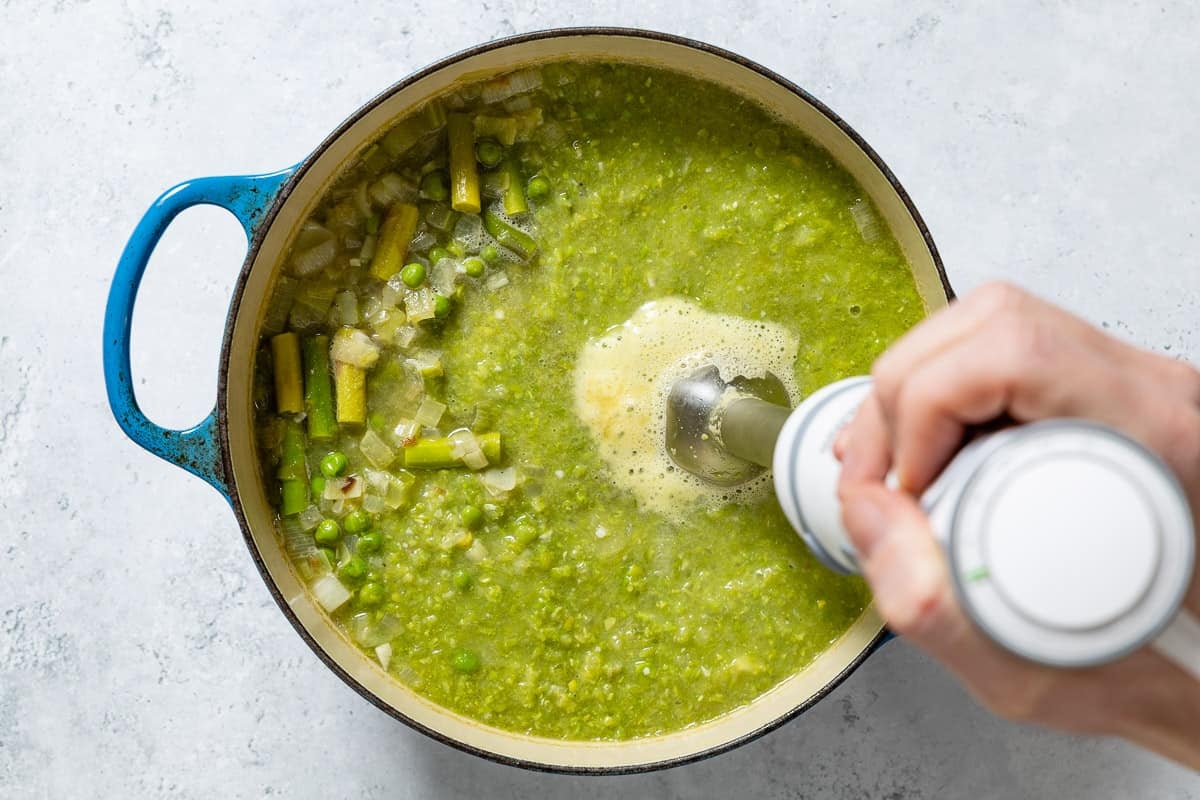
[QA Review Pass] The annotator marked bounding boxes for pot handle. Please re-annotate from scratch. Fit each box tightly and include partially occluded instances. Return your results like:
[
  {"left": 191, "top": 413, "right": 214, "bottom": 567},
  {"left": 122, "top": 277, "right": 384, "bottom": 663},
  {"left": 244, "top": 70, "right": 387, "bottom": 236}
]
[{"left": 103, "top": 167, "right": 297, "bottom": 499}]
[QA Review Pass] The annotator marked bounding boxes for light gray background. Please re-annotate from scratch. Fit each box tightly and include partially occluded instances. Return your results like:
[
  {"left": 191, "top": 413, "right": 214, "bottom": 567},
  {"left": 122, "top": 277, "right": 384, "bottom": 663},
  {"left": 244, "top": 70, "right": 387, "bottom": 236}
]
[{"left": 1, "top": 1, "right": 1197, "bottom": 797}]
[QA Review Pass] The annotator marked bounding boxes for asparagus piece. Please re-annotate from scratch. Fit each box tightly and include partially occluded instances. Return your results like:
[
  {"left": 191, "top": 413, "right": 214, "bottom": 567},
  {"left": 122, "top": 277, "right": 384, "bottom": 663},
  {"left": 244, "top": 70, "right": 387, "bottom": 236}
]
[
  {"left": 270, "top": 332, "right": 304, "bottom": 414},
  {"left": 501, "top": 159, "right": 528, "bottom": 216},
  {"left": 369, "top": 202, "right": 419, "bottom": 281},
  {"left": 403, "top": 432, "right": 502, "bottom": 469},
  {"left": 334, "top": 361, "right": 366, "bottom": 425},
  {"left": 448, "top": 114, "right": 481, "bottom": 214},
  {"left": 278, "top": 418, "right": 309, "bottom": 515},
  {"left": 277, "top": 418, "right": 308, "bottom": 480},
  {"left": 303, "top": 334, "right": 337, "bottom": 441},
  {"left": 483, "top": 209, "right": 537, "bottom": 260},
  {"left": 280, "top": 480, "right": 309, "bottom": 516}
]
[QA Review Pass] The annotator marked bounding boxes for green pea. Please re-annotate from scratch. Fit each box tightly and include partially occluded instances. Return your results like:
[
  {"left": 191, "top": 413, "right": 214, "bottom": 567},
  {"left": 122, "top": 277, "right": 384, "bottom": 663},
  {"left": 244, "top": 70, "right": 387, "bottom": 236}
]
[
  {"left": 344, "top": 508, "right": 372, "bottom": 534},
  {"left": 475, "top": 138, "right": 504, "bottom": 168},
  {"left": 314, "top": 518, "right": 341, "bottom": 546},
  {"left": 461, "top": 505, "right": 484, "bottom": 530},
  {"left": 451, "top": 649, "right": 481, "bottom": 674},
  {"left": 419, "top": 171, "right": 448, "bottom": 201},
  {"left": 318, "top": 547, "right": 337, "bottom": 569},
  {"left": 480, "top": 244, "right": 501, "bottom": 265},
  {"left": 428, "top": 246, "right": 450, "bottom": 264},
  {"left": 310, "top": 475, "right": 326, "bottom": 497},
  {"left": 434, "top": 295, "right": 452, "bottom": 319},
  {"left": 462, "top": 257, "right": 486, "bottom": 278},
  {"left": 452, "top": 569, "right": 472, "bottom": 590},
  {"left": 368, "top": 411, "right": 387, "bottom": 433},
  {"left": 358, "top": 581, "right": 385, "bottom": 606},
  {"left": 400, "top": 262, "right": 426, "bottom": 288},
  {"left": 319, "top": 451, "right": 348, "bottom": 478},
  {"left": 526, "top": 175, "right": 551, "bottom": 200},
  {"left": 357, "top": 531, "right": 383, "bottom": 554},
  {"left": 338, "top": 556, "right": 367, "bottom": 583}
]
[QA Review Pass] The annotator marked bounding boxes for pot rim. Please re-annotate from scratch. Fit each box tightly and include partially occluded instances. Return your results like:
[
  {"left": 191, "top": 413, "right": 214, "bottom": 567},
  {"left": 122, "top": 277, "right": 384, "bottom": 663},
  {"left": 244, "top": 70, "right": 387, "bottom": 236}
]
[{"left": 216, "top": 26, "right": 952, "bottom": 775}]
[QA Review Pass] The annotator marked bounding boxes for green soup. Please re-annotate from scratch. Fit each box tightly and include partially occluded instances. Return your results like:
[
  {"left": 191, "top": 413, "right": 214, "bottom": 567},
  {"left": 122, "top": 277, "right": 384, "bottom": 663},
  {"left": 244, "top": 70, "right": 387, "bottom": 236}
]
[{"left": 255, "top": 61, "right": 925, "bottom": 740}]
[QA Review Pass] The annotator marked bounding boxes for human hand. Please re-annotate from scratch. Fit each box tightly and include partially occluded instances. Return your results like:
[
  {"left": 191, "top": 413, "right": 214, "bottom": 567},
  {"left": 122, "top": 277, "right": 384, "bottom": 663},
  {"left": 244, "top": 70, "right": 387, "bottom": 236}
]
[{"left": 835, "top": 282, "right": 1200, "bottom": 768}]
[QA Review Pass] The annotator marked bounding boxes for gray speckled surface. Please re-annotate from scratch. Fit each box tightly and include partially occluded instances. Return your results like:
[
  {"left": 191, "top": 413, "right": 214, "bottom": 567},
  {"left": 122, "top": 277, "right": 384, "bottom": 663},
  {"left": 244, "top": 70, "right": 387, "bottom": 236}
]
[{"left": 2, "top": 1, "right": 1198, "bottom": 797}]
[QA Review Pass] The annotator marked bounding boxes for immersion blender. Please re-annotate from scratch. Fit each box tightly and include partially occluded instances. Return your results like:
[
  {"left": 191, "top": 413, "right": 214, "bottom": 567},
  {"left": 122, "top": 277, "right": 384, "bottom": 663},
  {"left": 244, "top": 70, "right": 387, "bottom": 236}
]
[{"left": 666, "top": 372, "right": 1200, "bottom": 676}]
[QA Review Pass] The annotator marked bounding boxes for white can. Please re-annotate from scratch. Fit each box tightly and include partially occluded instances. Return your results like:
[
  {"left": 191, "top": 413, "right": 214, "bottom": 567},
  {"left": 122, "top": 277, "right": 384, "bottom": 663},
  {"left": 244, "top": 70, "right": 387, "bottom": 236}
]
[{"left": 772, "top": 377, "right": 1200, "bottom": 675}]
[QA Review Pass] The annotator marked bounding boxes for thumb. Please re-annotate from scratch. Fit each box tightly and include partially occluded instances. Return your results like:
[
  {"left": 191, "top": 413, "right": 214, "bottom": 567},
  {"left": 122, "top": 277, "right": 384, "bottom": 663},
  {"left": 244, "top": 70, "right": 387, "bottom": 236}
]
[{"left": 839, "top": 482, "right": 975, "bottom": 656}]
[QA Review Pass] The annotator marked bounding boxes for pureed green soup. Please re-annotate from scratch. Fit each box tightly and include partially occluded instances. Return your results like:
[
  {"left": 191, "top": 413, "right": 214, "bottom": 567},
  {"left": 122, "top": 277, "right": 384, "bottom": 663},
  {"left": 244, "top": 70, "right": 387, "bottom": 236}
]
[{"left": 254, "top": 61, "right": 925, "bottom": 740}]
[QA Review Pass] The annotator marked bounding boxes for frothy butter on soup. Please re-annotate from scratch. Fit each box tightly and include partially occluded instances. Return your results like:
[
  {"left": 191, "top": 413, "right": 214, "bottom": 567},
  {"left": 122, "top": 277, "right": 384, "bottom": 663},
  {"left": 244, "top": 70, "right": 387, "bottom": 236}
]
[
  {"left": 574, "top": 297, "right": 799, "bottom": 520},
  {"left": 254, "top": 60, "right": 925, "bottom": 740}
]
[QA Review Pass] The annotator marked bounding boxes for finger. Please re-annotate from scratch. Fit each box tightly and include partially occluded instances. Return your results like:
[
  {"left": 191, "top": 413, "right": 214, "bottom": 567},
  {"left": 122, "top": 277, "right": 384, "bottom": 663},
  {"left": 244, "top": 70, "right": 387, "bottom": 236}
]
[
  {"left": 888, "top": 316, "right": 1155, "bottom": 492},
  {"left": 839, "top": 482, "right": 975, "bottom": 659},
  {"left": 838, "top": 391, "right": 892, "bottom": 483}
]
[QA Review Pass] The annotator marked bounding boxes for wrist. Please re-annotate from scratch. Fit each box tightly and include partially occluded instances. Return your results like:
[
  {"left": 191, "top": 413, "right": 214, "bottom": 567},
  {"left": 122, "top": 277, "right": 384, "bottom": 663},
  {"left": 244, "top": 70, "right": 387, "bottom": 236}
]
[{"left": 1103, "top": 651, "right": 1200, "bottom": 769}]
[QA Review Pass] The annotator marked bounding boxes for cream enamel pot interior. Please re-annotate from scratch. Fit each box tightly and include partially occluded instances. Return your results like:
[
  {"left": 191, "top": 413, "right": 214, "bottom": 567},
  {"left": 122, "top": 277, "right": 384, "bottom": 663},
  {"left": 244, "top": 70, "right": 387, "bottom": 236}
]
[{"left": 104, "top": 28, "right": 951, "bottom": 773}]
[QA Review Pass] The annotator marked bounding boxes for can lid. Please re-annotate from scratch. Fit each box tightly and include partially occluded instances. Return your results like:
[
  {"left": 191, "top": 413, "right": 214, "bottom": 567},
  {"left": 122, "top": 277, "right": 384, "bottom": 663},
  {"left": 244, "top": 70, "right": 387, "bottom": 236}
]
[{"left": 949, "top": 421, "right": 1195, "bottom": 668}]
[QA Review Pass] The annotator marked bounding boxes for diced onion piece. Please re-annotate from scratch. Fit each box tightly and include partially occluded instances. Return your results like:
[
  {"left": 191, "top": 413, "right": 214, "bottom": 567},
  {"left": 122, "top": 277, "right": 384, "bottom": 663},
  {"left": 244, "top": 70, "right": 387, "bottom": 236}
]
[
  {"left": 485, "top": 271, "right": 509, "bottom": 291},
  {"left": 279, "top": 516, "right": 317, "bottom": 559},
  {"left": 448, "top": 429, "right": 477, "bottom": 458},
  {"left": 290, "top": 222, "right": 337, "bottom": 276},
  {"left": 379, "top": 283, "right": 402, "bottom": 308},
  {"left": 350, "top": 612, "right": 373, "bottom": 643},
  {"left": 414, "top": 397, "right": 446, "bottom": 428},
  {"left": 464, "top": 538, "right": 489, "bottom": 563},
  {"left": 368, "top": 172, "right": 417, "bottom": 207},
  {"left": 462, "top": 449, "right": 489, "bottom": 471},
  {"left": 372, "top": 309, "right": 407, "bottom": 341},
  {"left": 408, "top": 228, "right": 436, "bottom": 253},
  {"left": 362, "top": 494, "right": 385, "bottom": 514},
  {"left": 311, "top": 574, "right": 352, "bottom": 611},
  {"left": 405, "top": 287, "right": 436, "bottom": 322},
  {"left": 481, "top": 466, "right": 517, "bottom": 494},
  {"left": 324, "top": 475, "right": 363, "bottom": 500},
  {"left": 850, "top": 199, "right": 883, "bottom": 242},
  {"left": 405, "top": 352, "right": 443, "bottom": 378},
  {"left": 375, "top": 642, "right": 393, "bottom": 671},
  {"left": 333, "top": 290, "right": 359, "bottom": 325},
  {"left": 391, "top": 418, "right": 419, "bottom": 447},
  {"left": 431, "top": 258, "right": 458, "bottom": 295},
  {"left": 480, "top": 69, "right": 543, "bottom": 103},
  {"left": 297, "top": 505, "right": 324, "bottom": 532},
  {"left": 504, "top": 95, "right": 533, "bottom": 112},
  {"left": 384, "top": 474, "right": 413, "bottom": 509},
  {"left": 360, "top": 429, "right": 396, "bottom": 468},
  {"left": 330, "top": 327, "right": 380, "bottom": 368},
  {"left": 261, "top": 276, "right": 297, "bottom": 336},
  {"left": 394, "top": 326, "right": 419, "bottom": 349},
  {"left": 362, "top": 468, "right": 392, "bottom": 494}
]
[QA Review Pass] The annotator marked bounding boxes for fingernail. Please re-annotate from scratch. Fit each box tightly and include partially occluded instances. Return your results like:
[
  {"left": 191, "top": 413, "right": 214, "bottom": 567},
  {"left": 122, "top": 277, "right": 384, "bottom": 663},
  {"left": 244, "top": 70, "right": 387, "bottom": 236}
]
[{"left": 842, "top": 489, "right": 891, "bottom": 558}]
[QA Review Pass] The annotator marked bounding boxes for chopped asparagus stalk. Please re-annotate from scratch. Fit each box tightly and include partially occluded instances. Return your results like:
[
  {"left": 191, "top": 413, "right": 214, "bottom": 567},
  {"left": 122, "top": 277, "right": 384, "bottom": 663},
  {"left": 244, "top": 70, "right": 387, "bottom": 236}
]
[
  {"left": 277, "top": 418, "right": 309, "bottom": 481},
  {"left": 334, "top": 362, "right": 366, "bottom": 425},
  {"left": 270, "top": 332, "right": 304, "bottom": 414},
  {"left": 280, "top": 479, "right": 309, "bottom": 516},
  {"left": 278, "top": 417, "right": 309, "bottom": 514},
  {"left": 483, "top": 210, "right": 537, "bottom": 259},
  {"left": 403, "top": 432, "right": 502, "bottom": 469},
  {"left": 448, "top": 114, "right": 481, "bottom": 214},
  {"left": 369, "top": 202, "right": 420, "bottom": 282},
  {"left": 501, "top": 159, "right": 528, "bottom": 216},
  {"left": 302, "top": 335, "right": 337, "bottom": 441}
]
